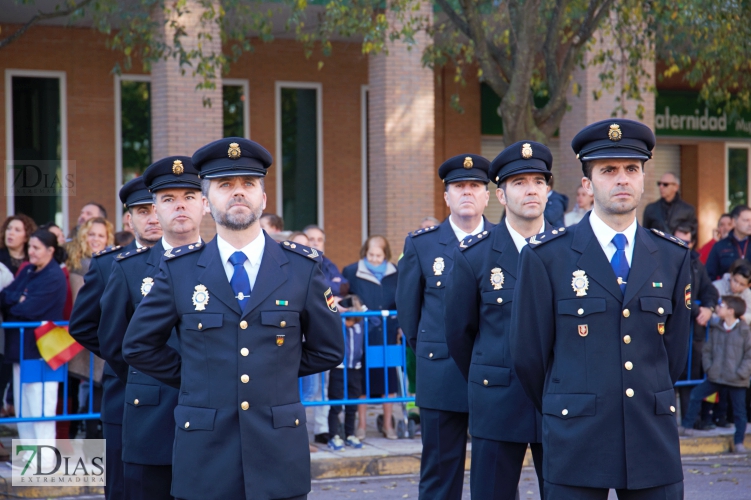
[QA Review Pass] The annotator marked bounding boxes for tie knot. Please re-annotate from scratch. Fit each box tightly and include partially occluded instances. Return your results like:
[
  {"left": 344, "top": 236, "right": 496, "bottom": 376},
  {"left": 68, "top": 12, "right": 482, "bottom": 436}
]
[
  {"left": 229, "top": 251, "right": 247, "bottom": 267},
  {"left": 612, "top": 233, "right": 628, "bottom": 251}
]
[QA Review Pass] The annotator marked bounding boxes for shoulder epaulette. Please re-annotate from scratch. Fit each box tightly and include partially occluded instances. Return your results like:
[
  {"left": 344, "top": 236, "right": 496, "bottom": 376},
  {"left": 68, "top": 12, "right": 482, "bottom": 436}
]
[
  {"left": 650, "top": 228, "right": 688, "bottom": 248},
  {"left": 93, "top": 245, "right": 123, "bottom": 258},
  {"left": 409, "top": 225, "right": 439, "bottom": 238},
  {"left": 115, "top": 246, "right": 150, "bottom": 261},
  {"left": 164, "top": 241, "right": 205, "bottom": 260},
  {"left": 281, "top": 241, "right": 322, "bottom": 263},
  {"left": 459, "top": 230, "right": 492, "bottom": 251},
  {"left": 527, "top": 226, "right": 568, "bottom": 248}
]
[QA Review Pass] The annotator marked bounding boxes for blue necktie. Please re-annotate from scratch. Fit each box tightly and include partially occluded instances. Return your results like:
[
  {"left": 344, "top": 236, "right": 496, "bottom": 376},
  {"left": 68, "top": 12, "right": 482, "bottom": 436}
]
[
  {"left": 611, "top": 234, "right": 630, "bottom": 296},
  {"left": 229, "top": 251, "right": 251, "bottom": 309}
]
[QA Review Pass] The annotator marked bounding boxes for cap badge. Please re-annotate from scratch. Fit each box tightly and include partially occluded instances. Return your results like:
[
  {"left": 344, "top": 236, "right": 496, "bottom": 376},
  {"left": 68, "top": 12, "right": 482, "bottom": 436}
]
[
  {"left": 433, "top": 257, "right": 445, "bottom": 276},
  {"left": 172, "top": 160, "right": 184, "bottom": 175},
  {"left": 608, "top": 123, "right": 622, "bottom": 142},
  {"left": 463, "top": 157, "right": 473, "bottom": 169},
  {"left": 572, "top": 270, "right": 589, "bottom": 297},
  {"left": 521, "top": 143, "right": 533, "bottom": 159},
  {"left": 228, "top": 142, "right": 242, "bottom": 159},
  {"left": 141, "top": 277, "right": 154, "bottom": 296},
  {"left": 192, "top": 284, "right": 210, "bottom": 311},
  {"left": 490, "top": 268, "right": 505, "bottom": 290}
]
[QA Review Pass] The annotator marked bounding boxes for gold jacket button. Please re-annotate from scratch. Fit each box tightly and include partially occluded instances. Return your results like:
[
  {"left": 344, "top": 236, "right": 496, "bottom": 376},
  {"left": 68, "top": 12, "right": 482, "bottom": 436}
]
[
  {"left": 483, "top": 379, "right": 488, "bottom": 386},
  {"left": 625, "top": 361, "right": 633, "bottom": 370},
  {"left": 184, "top": 422, "right": 190, "bottom": 429},
  {"left": 241, "top": 401, "right": 249, "bottom": 410},
  {"left": 622, "top": 309, "right": 630, "bottom": 318},
  {"left": 134, "top": 399, "right": 139, "bottom": 405},
  {"left": 198, "top": 323, "right": 202, "bottom": 330},
  {"left": 241, "top": 374, "right": 249, "bottom": 383},
  {"left": 497, "top": 298, "right": 503, "bottom": 304},
  {"left": 626, "top": 388, "right": 634, "bottom": 398},
  {"left": 578, "top": 308, "right": 584, "bottom": 315},
  {"left": 429, "top": 353, "right": 434, "bottom": 358},
  {"left": 658, "top": 307, "right": 664, "bottom": 315},
  {"left": 295, "top": 418, "right": 300, "bottom": 426},
  {"left": 562, "top": 409, "right": 569, "bottom": 416},
  {"left": 241, "top": 347, "right": 249, "bottom": 356},
  {"left": 280, "top": 320, "right": 287, "bottom": 328},
  {"left": 623, "top": 335, "right": 631, "bottom": 344},
  {"left": 240, "top": 320, "right": 248, "bottom": 330},
  {"left": 670, "top": 405, "right": 676, "bottom": 413}
]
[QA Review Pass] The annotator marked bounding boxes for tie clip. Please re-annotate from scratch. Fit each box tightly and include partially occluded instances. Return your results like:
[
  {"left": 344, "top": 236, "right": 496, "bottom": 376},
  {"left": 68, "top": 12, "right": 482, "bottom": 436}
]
[{"left": 236, "top": 292, "right": 249, "bottom": 300}]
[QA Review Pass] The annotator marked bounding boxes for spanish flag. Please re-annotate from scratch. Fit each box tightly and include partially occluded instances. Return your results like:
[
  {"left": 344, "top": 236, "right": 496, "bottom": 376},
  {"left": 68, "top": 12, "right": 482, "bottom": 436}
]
[
  {"left": 704, "top": 392, "right": 719, "bottom": 404},
  {"left": 34, "top": 322, "right": 84, "bottom": 370}
]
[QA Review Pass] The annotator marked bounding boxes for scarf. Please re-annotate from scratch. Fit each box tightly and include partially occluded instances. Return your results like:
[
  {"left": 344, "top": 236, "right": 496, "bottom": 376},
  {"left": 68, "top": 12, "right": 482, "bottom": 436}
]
[{"left": 363, "top": 259, "right": 387, "bottom": 283}]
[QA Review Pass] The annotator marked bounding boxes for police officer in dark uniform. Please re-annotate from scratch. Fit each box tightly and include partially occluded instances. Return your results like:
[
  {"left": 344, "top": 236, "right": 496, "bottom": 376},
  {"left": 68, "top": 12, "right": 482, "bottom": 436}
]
[
  {"left": 99, "top": 156, "right": 204, "bottom": 500},
  {"left": 396, "top": 154, "right": 493, "bottom": 499},
  {"left": 122, "top": 138, "right": 344, "bottom": 500},
  {"left": 510, "top": 119, "right": 692, "bottom": 499},
  {"left": 444, "top": 142, "right": 550, "bottom": 500},
  {"left": 69, "top": 176, "right": 162, "bottom": 500}
]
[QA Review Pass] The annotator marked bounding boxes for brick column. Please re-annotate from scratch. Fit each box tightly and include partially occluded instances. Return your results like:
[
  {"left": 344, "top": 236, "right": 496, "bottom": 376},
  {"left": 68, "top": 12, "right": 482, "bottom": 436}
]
[
  {"left": 151, "top": 1, "right": 222, "bottom": 240},
  {"left": 557, "top": 33, "right": 655, "bottom": 222},
  {"left": 368, "top": 3, "right": 435, "bottom": 255}
]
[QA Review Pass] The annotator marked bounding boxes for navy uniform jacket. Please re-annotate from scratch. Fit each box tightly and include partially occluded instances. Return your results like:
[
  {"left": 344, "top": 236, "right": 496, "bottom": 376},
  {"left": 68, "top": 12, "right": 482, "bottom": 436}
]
[
  {"left": 396, "top": 217, "right": 493, "bottom": 412},
  {"left": 97, "top": 240, "right": 179, "bottom": 465},
  {"left": 704, "top": 232, "right": 751, "bottom": 280},
  {"left": 69, "top": 242, "right": 134, "bottom": 426},
  {"left": 509, "top": 213, "right": 691, "bottom": 490},
  {"left": 122, "top": 234, "right": 344, "bottom": 500},
  {"left": 443, "top": 221, "right": 542, "bottom": 442}
]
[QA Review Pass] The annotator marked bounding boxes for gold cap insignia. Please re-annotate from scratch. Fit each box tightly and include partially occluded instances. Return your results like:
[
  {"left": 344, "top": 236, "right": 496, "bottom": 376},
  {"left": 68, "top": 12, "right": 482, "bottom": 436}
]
[
  {"left": 521, "top": 143, "right": 533, "bottom": 159},
  {"left": 463, "top": 157, "right": 473, "bottom": 169},
  {"left": 578, "top": 324, "right": 588, "bottom": 337},
  {"left": 657, "top": 323, "right": 665, "bottom": 335},
  {"left": 228, "top": 142, "right": 242, "bottom": 159},
  {"left": 141, "top": 277, "right": 154, "bottom": 296},
  {"left": 490, "top": 268, "right": 505, "bottom": 290},
  {"left": 433, "top": 257, "right": 445, "bottom": 276},
  {"left": 608, "top": 123, "right": 622, "bottom": 142},
  {"left": 572, "top": 270, "right": 589, "bottom": 297},
  {"left": 276, "top": 334, "right": 285, "bottom": 346},
  {"left": 192, "top": 284, "right": 210, "bottom": 311},
  {"left": 172, "top": 160, "right": 184, "bottom": 175}
]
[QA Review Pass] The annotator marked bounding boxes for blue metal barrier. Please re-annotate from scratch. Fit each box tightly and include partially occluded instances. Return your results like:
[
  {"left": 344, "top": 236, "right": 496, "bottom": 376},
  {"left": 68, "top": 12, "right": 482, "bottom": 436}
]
[
  {"left": 674, "top": 321, "right": 710, "bottom": 388},
  {"left": 0, "top": 321, "right": 101, "bottom": 424},
  {"left": 300, "top": 310, "right": 415, "bottom": 407}
]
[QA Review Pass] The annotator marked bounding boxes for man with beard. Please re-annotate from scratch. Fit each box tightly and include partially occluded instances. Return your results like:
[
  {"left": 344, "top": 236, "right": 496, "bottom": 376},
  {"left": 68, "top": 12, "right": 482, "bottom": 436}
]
[
  {"left": 98, "top": 157, "right": 203, "bottom": 500},
  {"left": 510, "top": 119, "right": 692, "bottom": 499},
  {"left": 122, "top": 138, "right": 344, "bottom": 500},
  {"left": 69, "top": 177, "right": 162, "bottom": 500}
]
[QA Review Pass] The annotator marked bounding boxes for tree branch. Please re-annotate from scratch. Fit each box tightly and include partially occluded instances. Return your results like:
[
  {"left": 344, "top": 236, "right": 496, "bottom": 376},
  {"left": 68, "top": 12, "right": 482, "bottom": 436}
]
[
  {"left": 0, "top": 0, "right": 96, "bottom": 50},
  {"left": 434, "top": 0, "right": 472, "bottom": 39},
  {"left": 460, "top": 0, "right": 510, "bottom": 96}
]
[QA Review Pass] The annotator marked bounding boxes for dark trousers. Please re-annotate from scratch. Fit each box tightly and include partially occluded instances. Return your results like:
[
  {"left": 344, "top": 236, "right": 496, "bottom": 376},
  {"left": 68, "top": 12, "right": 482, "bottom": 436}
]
[
  {"left": 328, "top": 368, "right": 362, "bottom": 438},
  {"left": 418, "top": 408, "right": 468, "bottom": 500},
  {"left": 544, "top": 480, "right": 683, "bottom": 500},
  {"left": 471, "top": 437, "right": 544, "bottom": 500},
  {"left": 123, "top": 462, "right": 173, "bottom": 500},
  {"left": 682, "top": 380, "right": 748, "bottom": 444},
  {"left": 103, "top": 423, "right": 124, "bottom": 500}
]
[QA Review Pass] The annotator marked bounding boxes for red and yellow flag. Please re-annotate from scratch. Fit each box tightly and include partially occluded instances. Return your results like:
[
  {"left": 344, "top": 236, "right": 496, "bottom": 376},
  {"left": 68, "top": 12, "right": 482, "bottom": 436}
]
[
  {"left": 34, "top": 322, "right": 84, "bottom": 370},
  {"left": 704, "top": 392, "right": 719, "bottom": 404}
]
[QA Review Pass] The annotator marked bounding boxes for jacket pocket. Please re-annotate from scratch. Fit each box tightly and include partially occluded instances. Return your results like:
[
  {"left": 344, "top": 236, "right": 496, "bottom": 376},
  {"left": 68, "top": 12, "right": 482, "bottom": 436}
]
[
  {"left": 427, "top": 277, "right": 445, "bottom": 289},
  {"left": 469, "top": 364, "right": 511, "bottom": 387},
  {"left": 557, "top": 298, "right": 606, "bottom": 318},
  {"left": 482, "top": 289, "right": 514, "bottom": 307},
  {"left": 543, "top": 393, "right": 597, "bottom": 419},
  {"left": 125, "top": 384, "right": 160, "bottom": 407},
  {"left": 261, "top": 311, "right": 301, "bottom": 328},
  {"left": 271, "top": 402, "right": 307, "bottom": 429},
  {"left": 654, "top": 388, "right": 677, "bottom": 416},
  {"left": 182, "top": 313, "right": 223, "bottom": 331},
  {"left": 174, "top": 405, "right": 216, "bottom": 431},
  {"left": 640, "top": 297, "right": 673, "bottom": 317},
  {"left": 416, "top": 341, "right": 449, "bottom": 360}
]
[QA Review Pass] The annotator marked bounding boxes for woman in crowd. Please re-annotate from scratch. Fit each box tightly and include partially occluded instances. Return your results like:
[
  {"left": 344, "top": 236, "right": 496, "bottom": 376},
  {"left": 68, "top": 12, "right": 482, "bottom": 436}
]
[
  {"left": 343, "top": 235, "right": 400, "bottom": 439},
  {"left": 66, "top": 217, "right": 114, "bottom": 302},
  {"left": 0, "top": 214, "right": 37, "bottom": 276},
  {"left": 0, "top": 229, "right": 67, "bottom": 440}
]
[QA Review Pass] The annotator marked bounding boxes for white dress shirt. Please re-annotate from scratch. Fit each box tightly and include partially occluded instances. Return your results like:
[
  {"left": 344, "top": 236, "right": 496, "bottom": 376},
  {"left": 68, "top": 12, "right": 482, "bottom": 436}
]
[
  {"left": 449, "top": 216, "right": 484, "bottom": 242},
  {"left": 588, "top": 210, "right": 637, "bottom": 266},
  {"left": 216, "top": 232, "right": 265, "bottom": 290},
  {"left": 506, "top": 219, "right": 545, "bottom": 253}
]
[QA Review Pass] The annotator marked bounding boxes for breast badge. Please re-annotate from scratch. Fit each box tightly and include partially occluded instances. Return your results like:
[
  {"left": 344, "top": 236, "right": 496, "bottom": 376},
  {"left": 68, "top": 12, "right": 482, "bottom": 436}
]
[
  {"left": 658, "top": 323, "right": 665, "bottom": 335},
  {"left": 324, "top": 287, "right": 337, "bottom": 312},
  {"left": 490, "top": 268, "right": 505, "bottom": 290},
  {"left": 578, "top": 324, "right": 588, "bottom": 337},
  {"left": 276, "top": 334, "right": 285, "bottom": 346},
  {"left": 684, "top": 284, "right": 691, "bottom": 309},
  {"left": 572, "top": 270, "right": 589, "bottom": 297},
  {"left": 141, "top": 277, "right": 154, "bottom": 296},
  {"left": 192, "top": 284, "right": 209, "bottom": 311},
  {"left": 433, "top": 257, "right": 445, "bottom": 276}
]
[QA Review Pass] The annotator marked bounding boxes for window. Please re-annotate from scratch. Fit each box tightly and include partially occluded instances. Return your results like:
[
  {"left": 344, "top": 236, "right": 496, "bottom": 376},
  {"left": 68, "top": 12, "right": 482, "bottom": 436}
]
[
  {"left": 119, "top": 79, "right": 151, "bottom": 182},
  {"left": 275, "top": 83, "right": 322, "bottom": 230},
  {"left": 728, "top": 145, "right": 751, "bottom": 211},
  {"left": 223, "top": 81, "right": 249, "bottom": 138}
]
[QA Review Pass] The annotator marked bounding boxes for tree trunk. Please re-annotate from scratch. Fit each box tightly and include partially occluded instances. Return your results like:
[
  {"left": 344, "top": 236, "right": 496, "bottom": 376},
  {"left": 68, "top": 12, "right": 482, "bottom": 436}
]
[{"left": 499, "top": 97, "right": 550, "bottom": 146}]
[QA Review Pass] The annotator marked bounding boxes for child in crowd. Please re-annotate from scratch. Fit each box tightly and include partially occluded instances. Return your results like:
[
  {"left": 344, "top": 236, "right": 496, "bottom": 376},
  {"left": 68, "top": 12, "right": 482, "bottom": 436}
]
[
  {"left": 713, "top": 259, "right": 751, "bottom": 324},
  {"left": 679, "top": 295, "right": 751, "bottom": 452},
  {"left": 327, "top": 295, "right": 365, "bottom": 451}
]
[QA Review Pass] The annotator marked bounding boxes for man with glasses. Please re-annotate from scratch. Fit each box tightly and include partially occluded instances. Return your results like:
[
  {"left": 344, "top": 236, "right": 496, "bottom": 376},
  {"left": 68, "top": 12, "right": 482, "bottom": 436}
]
[{"left": 642, "top": 172, "right": 697, "bottom": 234}]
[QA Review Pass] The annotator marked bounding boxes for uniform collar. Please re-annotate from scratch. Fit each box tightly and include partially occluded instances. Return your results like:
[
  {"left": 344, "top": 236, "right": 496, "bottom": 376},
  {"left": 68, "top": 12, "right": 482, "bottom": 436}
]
[
  {"left": 161, "top": 235, "right": 202, "bottom": 251},
  {"left": 505, "top": 218, "right": 545, "bottom": 253},
  {"left": 216, "top": 231, "right": 265, "bottom": 268},
  {"left": 589, "top": 209, "right": 637, "bottom": 253},
  {"left": 448, "top": 215, "right": 484, "bottom": 242}
]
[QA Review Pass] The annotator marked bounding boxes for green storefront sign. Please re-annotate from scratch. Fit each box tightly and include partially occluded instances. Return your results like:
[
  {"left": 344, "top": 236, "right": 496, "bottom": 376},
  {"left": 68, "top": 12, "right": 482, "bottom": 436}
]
[{"left": 655, "top": 90, "right": 751, "bottom": 139}]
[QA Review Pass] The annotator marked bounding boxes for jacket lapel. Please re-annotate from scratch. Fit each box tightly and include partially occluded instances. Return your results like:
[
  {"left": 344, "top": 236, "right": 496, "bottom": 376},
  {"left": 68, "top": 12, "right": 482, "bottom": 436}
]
[
  {"left": 438, "top": 219, "right": 457, "bottom": 260},
  {"left": 622, "top": 226, "right": 659, "bottom": 306},
  {"left": 492, "top": 222, "right": 519, "bottom": 279},
  {"left": 197, "top": 238, "right": 242, "bottom": 315},
  {"left": 242, "top": 233, "right": 289, "bottom": 318},
  {"left": 571, "top": 213, "right": 623, "bottom": 301},
  {"left": 145, "top": 240, "right": 165, "bottom": 272}
]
